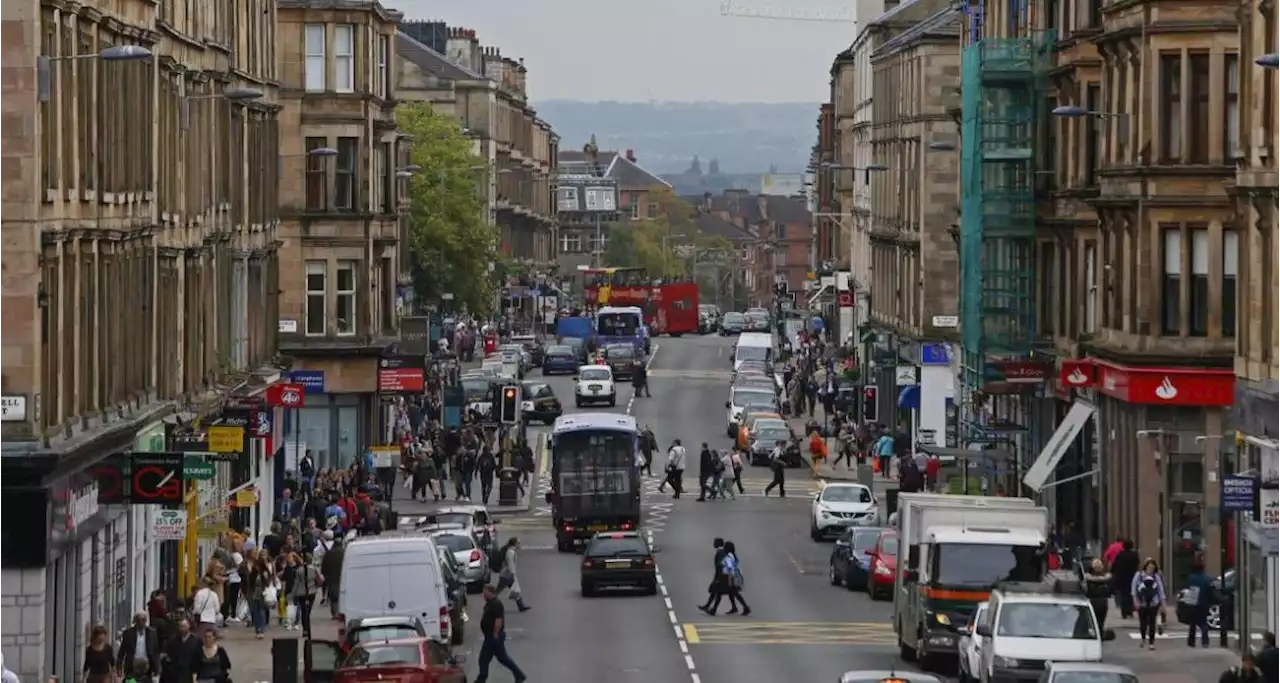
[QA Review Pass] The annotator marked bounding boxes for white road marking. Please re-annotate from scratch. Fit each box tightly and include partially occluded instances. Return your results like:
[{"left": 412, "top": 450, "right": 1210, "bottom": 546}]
[{"left": 649, "top": 523, "right": 700, "bottom": 682}]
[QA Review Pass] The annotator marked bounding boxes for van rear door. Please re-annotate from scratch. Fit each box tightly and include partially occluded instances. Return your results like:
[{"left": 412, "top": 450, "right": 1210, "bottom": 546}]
[{"left": 340, "top": 550, "right": 445, "bottom": 622}]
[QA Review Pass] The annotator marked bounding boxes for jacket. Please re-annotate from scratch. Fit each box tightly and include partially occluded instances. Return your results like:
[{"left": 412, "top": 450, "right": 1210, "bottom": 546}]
[
  {"left": 117, "top": 626, "right": 160, "bottom": 674},
  {"left": 1131, "top": 571, "right": 1166, "bottom": 607}
]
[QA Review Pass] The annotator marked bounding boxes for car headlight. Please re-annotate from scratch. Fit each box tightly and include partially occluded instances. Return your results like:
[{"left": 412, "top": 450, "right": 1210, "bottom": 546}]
[
  {"left": 874, "top": 564, "right": 893, "bottom": 576},
  {"left": 817, "top": 506, "right": 831, "bottom": 518},
  {"left": 993, "top": 656, "right": 1020, "bottom": 668},
  {"left": 930, "top": 612, "right": 951, "bottom": 626}
]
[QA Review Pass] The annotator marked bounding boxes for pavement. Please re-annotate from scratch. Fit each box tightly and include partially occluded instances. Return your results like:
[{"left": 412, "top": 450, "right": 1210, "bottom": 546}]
[{"left": 219, "top": 335, "right": 1251, "bottom": 683}]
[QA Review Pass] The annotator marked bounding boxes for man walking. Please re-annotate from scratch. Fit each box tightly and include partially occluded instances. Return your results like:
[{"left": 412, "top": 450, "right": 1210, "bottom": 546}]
[
  {"left": 697, "top": 443, "right": 718, "bottom": 502},
  {"left": 764, "top": 440, "right": 788, "bottom": 497},
  {"left": 475, "top": 584, "right": 527, "bottom": 683},
  {"left": 660, "top": 439, "right": 687, "bottom": 498}
]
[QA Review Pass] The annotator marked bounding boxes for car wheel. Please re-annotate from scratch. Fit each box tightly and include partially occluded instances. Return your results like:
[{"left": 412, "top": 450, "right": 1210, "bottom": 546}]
[
  {"left": 845, "top": 572, "right": 859, "bottom": 592},
  {"left": 810, "top": 522, "right": 823, "bottom": 542},
  {"left": 608, "top": 397, "right": 617, "bottom": 407},
  {"left": 581, "top": 580, "right": 595, "bottom": 597},
  {"left": 575, "top": 399, "right": 583, "bottom": 408},
  {"left": 451, "top": 612, "right": 465, "bottom": 645},
  {"left": 644, "top": 581, "right": 658, "bottom": 596},
  {"left": 557, "top": 538, "right": 573, "bottom": 553},
  {"left": 829, "top": 562, "right": 842, "bottom": 586}
]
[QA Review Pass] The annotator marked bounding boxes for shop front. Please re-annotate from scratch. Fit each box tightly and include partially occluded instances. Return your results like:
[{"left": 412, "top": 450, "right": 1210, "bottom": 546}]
[
  {"left": 284, "top": 357, "right": 379, "bottom": 470},
  {"left": 129, "top": 419, "right": 176, "bottom": 619},
  {"left": 1093, "top": 359, "right": 1236, "bottom": 585}
]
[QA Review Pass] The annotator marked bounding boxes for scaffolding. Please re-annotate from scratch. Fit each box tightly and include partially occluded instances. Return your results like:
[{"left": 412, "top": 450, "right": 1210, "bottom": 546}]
[{"left": 957, "top": 27, "right": 1055, "bottom": 457}]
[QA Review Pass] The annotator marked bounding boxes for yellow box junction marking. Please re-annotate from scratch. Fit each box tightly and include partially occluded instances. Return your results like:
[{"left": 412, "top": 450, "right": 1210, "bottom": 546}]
[{"left": 682, "top": 621, "right": 895, "bottom": 645}]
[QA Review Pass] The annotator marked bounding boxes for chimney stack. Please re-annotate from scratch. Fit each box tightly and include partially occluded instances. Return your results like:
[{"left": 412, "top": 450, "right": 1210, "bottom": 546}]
[{"left": 625, "top": 149, "right": 636, "bottom": 162}]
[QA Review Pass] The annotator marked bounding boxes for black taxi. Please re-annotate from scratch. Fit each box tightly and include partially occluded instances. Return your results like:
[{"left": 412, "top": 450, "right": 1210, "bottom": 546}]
[
  {"left": 580, "top": 531, "right": 658, "bottom": 597},
  {"left": 520, "top": 380, "right": 563, "bottom": 425}
]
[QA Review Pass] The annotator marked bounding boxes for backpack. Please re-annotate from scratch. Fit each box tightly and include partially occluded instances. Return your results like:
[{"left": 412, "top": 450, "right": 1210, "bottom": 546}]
[{"left": 1138, "top": 576, "right": 1158, "bottom": 605}]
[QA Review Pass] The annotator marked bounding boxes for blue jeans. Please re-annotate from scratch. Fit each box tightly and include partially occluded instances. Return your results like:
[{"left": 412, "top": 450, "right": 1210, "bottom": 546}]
[
  {"left": 1186, "top": 606, "right": 1210, "bottom": 646},
  {"left": 249, "top": 598, "right": 269, "bottom": 634},
  {"left": 476, "top": 634, "right": 525, "bottom": 682}
]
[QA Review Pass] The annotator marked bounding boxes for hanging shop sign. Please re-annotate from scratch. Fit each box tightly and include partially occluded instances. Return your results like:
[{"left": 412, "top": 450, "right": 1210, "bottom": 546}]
[
  {"left": 130, "top": 453, "right": 185, "bottom": 505},
  {"left": 151, "top": 510, "right": 188, "bottom": 541},
  {"left": 208, "top": 426, "right": 245, "bottom": 453},
  {"left": 265, "top": 382, "right": 306, "bottom": 408},
  {"left": 182, "top": 455, "right": 217, "bottom": 480},
  {"left": 1096, "top": 362, "right": 1235, "bottom": 406},
  {"left": 1059, "top": 359, "right": 1096, "bottom": 389},
  {"left": 378, "top": 355, "right": 426, "bottom": 393}
]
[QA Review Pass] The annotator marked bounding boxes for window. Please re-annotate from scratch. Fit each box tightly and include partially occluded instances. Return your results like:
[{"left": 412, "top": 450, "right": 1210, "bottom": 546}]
[
  {"left": 648, "top": 202, "right": 660, "bottom": 217},
  {"left": 305, "top": 136, "right": 328, "bottom": 210},
  {"left": 1189, "top": 227, "right": 1208, "bottom": 336},
  {"left": 629, "top": 195, "right": 640, "bottom": 219},
  {"left": 1085, "top": 84, "right": 1100, "bottom": 186},
  {"left": 335, "top": 137, "right": 358, "bottom": 211},
  {"left": 305, "top": 261, "right": 326, "bottom": 335},
  {"left": 1224, "top": 54, "right": 1239, "bottom": 159},
  {"left": 1039, "top": 241, "right": 1056, "bottom": 336},
  {"left": 372, "top": 144, "right": 385, "bottom": 214},
  {"left": 1084, "top": 241, "right": 1098, "bottom": 334},
  {"left": 560, "top": 233, "right": 581, "bottom": 253},
  {"left": 1222, "top": 229, "right": 1237, "bottom": 337},
  {"left": 773, "top": 251, "right": 788, "bottom": 267},
  {"left": 1161, "top": 55, "right": 1182, "bottom": 161},
  {"left": 776, "top": 224, "right": 788, "bottom": 240},
  {"left": 336, "top": 260, "right": 356, "bottom": 336},
  {"left": 334, "top": 25, "right": 354, "bottom": 93},
  {"left": 380, "top": 143, "right": 394, "bottom": 212},
  {"left": 376, "top": 34, "right": 389, "bottom": 99},
  {"left": 1188, "top": 54, "right": 1210, "bottom": 163},
  {"left": 1161, "top": 228, "right": 1181, "bottom": 335},
  {"left": 304, "top": 24, "right": 326, "bottom": 91}
]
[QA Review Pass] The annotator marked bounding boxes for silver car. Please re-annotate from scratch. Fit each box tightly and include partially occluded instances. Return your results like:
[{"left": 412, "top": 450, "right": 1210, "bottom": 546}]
[{"left": 427, "top": 527, "right": 491, "bottom": 592}]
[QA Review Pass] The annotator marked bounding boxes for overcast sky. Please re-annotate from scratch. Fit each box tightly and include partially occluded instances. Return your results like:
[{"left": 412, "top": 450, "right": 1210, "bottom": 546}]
[{"left": 395, "top": 0, "right": 858, "bottom": 103}]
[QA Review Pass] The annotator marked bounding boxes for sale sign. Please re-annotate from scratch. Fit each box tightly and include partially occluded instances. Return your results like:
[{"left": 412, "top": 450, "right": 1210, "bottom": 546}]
[{"left": 151, "top": 510, "right": 187, "bottom": 541}]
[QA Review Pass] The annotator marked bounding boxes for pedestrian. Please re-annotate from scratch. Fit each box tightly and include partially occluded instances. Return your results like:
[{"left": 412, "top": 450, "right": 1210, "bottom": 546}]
[
  {"left": 640, "top": 426, "right": 657, "bottom": 477},
  {"left": 495, "top": 538, "right": 531, "bottom": 612},
  {"left": 764, "top": 440, "right": 787, "bottom": 497},
  {"left": 292, "top": 553, "right": 323, "bottom": 638},
  {"left": 159, "top": 620, "right": 199, "bottom": 683},
  {"left": 320, "top": 538, "right": 344, "bottom": 619},
  {"left": 1184, "top": 559, "right": 1214, "bottom": 648},
  {"left": 729, "top": 448, "right": 745, "bottom": 495},
  {"left": 477, "top": 446, "right": 498, "bottom": 504},
  {"left": 1254, "top": 631, "right": 1277, "bottom": 683},
  {"left": 475, "top": 584, "right": 527, "bottom": 683},
  {"left": 1220, "top": 654, "right": 1265, "bottom": 683},
  {"left": 1082, "top": 559, "right": 1113, "bottom": 630},
  {"left": 698, "top": 539, "right": 727, "bottom": 612},
  {"left": 191, "top": 578, "right": 221, "bottom": 637},
  {"left": 82, "top": 625, "right": 116, "bottom": 683},
  {"left": 245, "top": 554, "right": 275, "bottom": 638},
  {"left": 1112, "top": 539, "right": 1139, "bottom": 619},
  {"left": 717, "top": 450, "right": 737, "bottom": 499},
  {"left": 412, "top": 449, "right": 437, "bottom": 502},
  {"left": 697, "top": 443, "right": 718, "bottom": 502},
  {"left": 705, "top": 541, "right": 750, "bottom": 616},
  {"left": 191, "top": 629, "right": 232, "bottom": 683},
  {"left": 117, "top": 612, "right": 159, "bottom": 679},
  {"left": 1131, "top": 557, "right": 1166, "bottom": 650},
  {"left": 875, "top": 430, "right": 894, "bottom": 479},
  {"left": 661, "top": 439, "right": 686, "bottom": 498}
]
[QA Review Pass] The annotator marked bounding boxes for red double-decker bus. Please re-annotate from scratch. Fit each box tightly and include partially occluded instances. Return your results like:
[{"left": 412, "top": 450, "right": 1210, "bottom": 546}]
[{"left": 581, "top": 266, "right": 699, "bottom": 336}]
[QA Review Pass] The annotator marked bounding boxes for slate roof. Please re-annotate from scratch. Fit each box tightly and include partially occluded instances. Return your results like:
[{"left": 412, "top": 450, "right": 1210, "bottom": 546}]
[
  {"left": 763, "top": 195, "right": 811, "bottom": 224},
  {"left": 556, "top": 150, "right": 670, "bottom": 188},
  {"left": 395, "top": 31, "right": 483, "bottom": 82},
  {"left": 874, "top": 7, "right": 962, "bottom": 57},
  {"left": 696, "top": 213, "right": 749, "bottom": 242}
]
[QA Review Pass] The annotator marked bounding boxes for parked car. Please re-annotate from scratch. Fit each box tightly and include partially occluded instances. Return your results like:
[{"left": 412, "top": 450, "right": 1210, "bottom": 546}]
[
  {"left": 1176, "top": 569, "right": 1236, "bottom": 631},
  {"left": 865, "top": 529, "right": 898, "bottom": 600},
  {"left": 424, "top": 527, "right": 492, "bottom": 593}
]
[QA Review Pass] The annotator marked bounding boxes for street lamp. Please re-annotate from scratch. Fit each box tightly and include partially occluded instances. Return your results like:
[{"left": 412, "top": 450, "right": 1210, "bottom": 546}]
[
  {"left": 929, "top": 141, "right": 958, "bottom": 151},
  {"left": 1257, "top": 53, "right": 1279, "bottom": 69},
  {"left": 38, "top": 45, "right": 153, "bottom": 103},
  {"left": 661, "top": 233, "right": 687, "bottom": 277},
  {"left": 1051, "top": 105, "right": 1130, "bottom": 137},
  {"left": 179, "top": 87, "right": 265, "bottom": 130}
]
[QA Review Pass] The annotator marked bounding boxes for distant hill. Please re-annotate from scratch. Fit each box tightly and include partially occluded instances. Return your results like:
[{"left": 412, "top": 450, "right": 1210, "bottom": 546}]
[{"left": 534, "top": 101, "right": 819, "bottom": 175}]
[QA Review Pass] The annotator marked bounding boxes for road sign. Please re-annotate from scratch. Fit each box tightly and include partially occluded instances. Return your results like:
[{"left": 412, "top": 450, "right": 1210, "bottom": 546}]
[
  {"left": 1221, "top": 474, "right": 1257, "bottom": 513},
  {"left": 183, "top": 455, "right": 217, "bottom": 480},
  {"left": 130, "top": 453, "right": 184, "bottom": 504}
]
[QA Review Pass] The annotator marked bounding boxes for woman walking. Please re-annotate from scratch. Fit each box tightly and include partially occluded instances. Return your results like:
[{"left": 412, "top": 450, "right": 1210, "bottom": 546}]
[
  {"left": 243, "top": 552, "right": 274, "bottom": 638},
  {"left": 82, "top": 625, "right": 116, "bottom": 683},
  {"left": 191, "top": 577, "right": 222, "bottom": 637},
  {"left": 705, "top": 541, "right": 751, "bottom": 616},
  {"left": 292, "top": 552, "right": 323, "bottom": 638},
  {"left": 1131, "top": 557, "right": 1166, "bottom": 650},
  {"left": 191, "top": 629, "right": 232, "bottom": 683},
  {"left": 1082, "top": 558, "right": 1113, "bottom": 630},
  {"left": 496, "top": 538, "right": 531, "bottom": 612}
]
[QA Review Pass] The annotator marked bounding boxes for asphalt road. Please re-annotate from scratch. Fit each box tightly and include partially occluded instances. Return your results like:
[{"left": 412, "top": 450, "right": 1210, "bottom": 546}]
[{"left": 443, "top": 334, "right": 905, "bottom": 683}]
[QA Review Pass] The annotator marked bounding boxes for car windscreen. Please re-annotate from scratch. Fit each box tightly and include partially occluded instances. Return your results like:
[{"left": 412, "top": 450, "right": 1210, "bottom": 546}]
[
  {"left": 343, "top": 643, "right": 421, "bottom": 668},
  {"left": 756, "top": 429, "right": 791, "bottom": 444},
  {"left": 934, "top": 543, "right": 1044, "bottom": 587},
  {"left": 586, "top": 537, "right": 648, "bottom": 557},
  {"left": 723, "top": 313, "right": 745, "bottom": 324},
  {"left": 523, "top": 383, "right": 554, "bottom": 398},
  {"left": 546, "top": 346, "right": 573, "bottom": 356},
  {"left": 350, "top": 624, "right": 422, "bottom": 645},
  {"left": 731, "top": 390, "right": 774, "bottom": 407},
  {"left": 460, "top": 379, "right": 490, "bottom": 401},
  {"left": 996, "top": 603, "right": 1097, "bottom": 640},
  {"left": 580, "top": 368, "right": 611, "bottom": 381},
  {"left": 424, "top": 513, "right": 471, "bottom": 528},
  {"left": 752, "top": 419, "right": 787, "bottom": 432},
  {"left": 850, "top": 528, "right": 883, "bottom": 551},
  {"left": 821, "top": 486, "right": 872, "bottom": 503},
  {"left": 736, "top": 346, "right": 770, "bottom": 362},
  {"left": 880, "top": 536, "right": 899, "bottom": 555},
  {"left": 432, "top": 534, "right": 475, "bottom": 553},
  {"left": 1052, "top": 674, "right": 1139, "bottom": 683},
  {"left": 605, "top": 346, "right": 635, "bottom": 359},
  {"left": 734, "top": 380, "right": 774, "bottom": 393}
]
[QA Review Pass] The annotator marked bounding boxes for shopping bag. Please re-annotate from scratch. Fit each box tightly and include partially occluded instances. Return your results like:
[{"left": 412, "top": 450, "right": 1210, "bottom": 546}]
[
  {"left": 286, "top": 603, "right": 298, "bottom": 626},
  {"left": 235, "top": 597, "right": 249, "bottom": 622}
]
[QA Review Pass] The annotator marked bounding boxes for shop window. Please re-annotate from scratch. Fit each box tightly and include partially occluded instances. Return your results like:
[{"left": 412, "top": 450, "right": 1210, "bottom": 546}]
[
  {"left": 297, "top": 405, "right": 332, "bottom": 467},
  {"left": 1222, "top": 229, "right": 1237, "bottom": 337},
  {"left": 337, "top": 403, "right": 360, "bottom": 463}
]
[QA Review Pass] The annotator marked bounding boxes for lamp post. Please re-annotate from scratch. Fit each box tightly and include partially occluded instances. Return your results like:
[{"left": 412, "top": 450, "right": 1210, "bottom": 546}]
[
  {"left": 660, "top": 233, "right": 687, "bottom": 279},
  {"left": 37, "top": 45, "right": 153, "bottom": 103},
  {"left": 1051, "top": 105, "right": 1132, "bottom": 138},
  {"left": 1257, "top": 53, "right": 1279, "bottom": 69}
]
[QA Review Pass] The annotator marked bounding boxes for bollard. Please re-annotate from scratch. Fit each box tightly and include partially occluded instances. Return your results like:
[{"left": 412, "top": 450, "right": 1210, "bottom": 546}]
[{"left": 497, "top": 467, "right": 520, "bottom": 507}]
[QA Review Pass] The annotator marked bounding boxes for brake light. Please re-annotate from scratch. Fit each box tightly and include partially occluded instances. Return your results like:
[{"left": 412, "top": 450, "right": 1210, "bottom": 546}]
[
  {"left": 563, "top": 523, "right": 575, "bottom": 531},
  {"left": 619, "top": 521, "right": 633, "bottom": 530},
  {"left": 582, "top": 559, "right": 592, "bottom": 569},
  {"left": 438, "top": 605, "right": 450, "bottom": 639},
  {"left": 469, "top": 550, "right": 483, "bottom": 563},
  {"left": 643, "top": 558, "right": 655, "bottom": 567}
]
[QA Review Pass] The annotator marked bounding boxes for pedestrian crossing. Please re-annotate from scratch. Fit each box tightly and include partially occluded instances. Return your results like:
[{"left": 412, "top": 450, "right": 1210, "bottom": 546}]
[
  {"left": 646, "top": 369, "right": 734, "bottom": 381},
  {"left": 682, "top": 621, "right": 895, "bottom": 645},
  {"left": 1123, "top": 629, "right": 1262, "bottom": 641}
]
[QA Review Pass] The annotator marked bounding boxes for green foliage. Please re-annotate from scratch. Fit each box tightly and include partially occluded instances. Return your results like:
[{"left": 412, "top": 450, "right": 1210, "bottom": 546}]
[{"left": 399, "top": 103, "right": 495, "bottom": 314}]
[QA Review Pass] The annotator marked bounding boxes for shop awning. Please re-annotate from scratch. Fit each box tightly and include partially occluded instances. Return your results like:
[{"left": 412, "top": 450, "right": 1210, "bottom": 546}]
[
  {"left": 898, "top": 385, "right": 920, "bottom": 410},
  {"left": 1022, "top": 399, "right": 1095, "bottom": 493}
]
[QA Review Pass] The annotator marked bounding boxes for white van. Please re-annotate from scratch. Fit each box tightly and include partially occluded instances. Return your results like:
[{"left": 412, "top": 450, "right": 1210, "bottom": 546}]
[
  {"left": 338, "top": 535, "right": 455, "bottom": 642},
  {"left": 975, "top": 585, "right": 1114, "bottom": 681},
  {"left": 732, "top": 332, "right": 774, "bottom": 370}
]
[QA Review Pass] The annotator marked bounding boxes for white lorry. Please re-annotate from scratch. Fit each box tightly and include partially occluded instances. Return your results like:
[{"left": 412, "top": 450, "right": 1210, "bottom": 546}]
[{"left": 892, "top": 493, "right": 1050, "bottom": 671}]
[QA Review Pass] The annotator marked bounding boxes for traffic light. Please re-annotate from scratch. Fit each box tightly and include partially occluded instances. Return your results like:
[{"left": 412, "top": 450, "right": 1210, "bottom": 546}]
[
  {"left": 499, "top": 384, "right": 521, "bottom": 424},
  {"left": 861, "top": 386, "right": 878, "bottom": 423}
]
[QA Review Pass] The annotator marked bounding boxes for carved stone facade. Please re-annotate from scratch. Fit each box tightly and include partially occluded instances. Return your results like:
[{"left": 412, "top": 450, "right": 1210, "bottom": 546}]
[{"left": 2, "top": 0, "right": 280, "bottom": 446}]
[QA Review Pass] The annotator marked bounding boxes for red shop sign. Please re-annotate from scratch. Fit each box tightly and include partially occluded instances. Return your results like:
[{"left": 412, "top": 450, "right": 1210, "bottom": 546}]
[
  {"left": 1096, "top": 362, "right": 1235, "bottom": 406},
  {"left": 1000, "top": 361, "right": 1048, "bottom": 384},
  {"left": 265, "top": 382, "right": 306, "bottom": 408},
  {"left": 1060, "top": 360, "right": 1096, "bottom": 389},
  {"left": 379, "top": 368, "right": 424, "bottom": 393}
]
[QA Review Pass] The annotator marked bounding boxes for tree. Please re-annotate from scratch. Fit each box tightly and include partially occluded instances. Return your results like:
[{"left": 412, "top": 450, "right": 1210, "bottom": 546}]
[
  {"left": 601, "top": 187, "right": 736, "bottom": 281},
  {"left": 399, "top": 103, "right": 495, "bottom": 314}
]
